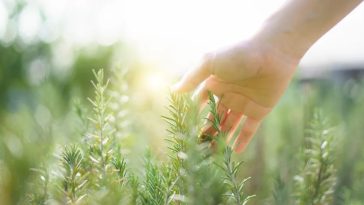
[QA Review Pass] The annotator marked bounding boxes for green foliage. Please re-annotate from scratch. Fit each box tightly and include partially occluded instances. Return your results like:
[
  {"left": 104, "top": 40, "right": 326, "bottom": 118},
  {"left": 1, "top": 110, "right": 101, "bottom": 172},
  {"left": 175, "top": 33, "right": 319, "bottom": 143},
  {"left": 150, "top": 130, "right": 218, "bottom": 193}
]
[
  {"left": 2, "top": 68, "right": 357, "bottom": 205},
  {"left": 0, "top": 108, "right": 53, "bottom": 205},
  {"left": 139, "top": 153, "right": 170, "bottom": 205},
  {"left": 199, "top": 92, "right": 224, "bottom": 144},
  {"left": 163, "top": 91, "right": 226, "bottom": 205},
  {"left": 112, "top": 152, "right": 127, "bottom": 185},
  {"left": 295, "top": 111, "right": 337, "bottom": 205},
  {"left": 23, "top": 68, "right": 250, "bottom": 205},
  {"left": 162, "top": 93, "right": 192, "bottom": 178},
  {"left": 60, "top": 145, "right": 88, "bottom": 204},
  {"left": 183, "top": 143, "right": 226, "bottom": 205},
  {"left": 219, "top": 147, "right": 254, "bottom": 205},
  {"left": 87, "top": 69, "right": 113, "bottom": 182},
  {"left": 271, "top": 175, "right": 292, "bottom": 205},
  {"left": 27, "top": 166, "right": 49, "bottom": 205},
  {"left": 162, "top": 90, "right": 254, "bottom": 205}
]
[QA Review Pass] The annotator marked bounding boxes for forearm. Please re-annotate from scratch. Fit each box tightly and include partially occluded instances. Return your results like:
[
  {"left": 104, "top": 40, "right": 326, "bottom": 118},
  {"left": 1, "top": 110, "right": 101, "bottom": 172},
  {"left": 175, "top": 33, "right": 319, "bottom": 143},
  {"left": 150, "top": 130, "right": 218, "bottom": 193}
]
[{"left": 254, "top": 0, "right": 363, "bottom": 60}]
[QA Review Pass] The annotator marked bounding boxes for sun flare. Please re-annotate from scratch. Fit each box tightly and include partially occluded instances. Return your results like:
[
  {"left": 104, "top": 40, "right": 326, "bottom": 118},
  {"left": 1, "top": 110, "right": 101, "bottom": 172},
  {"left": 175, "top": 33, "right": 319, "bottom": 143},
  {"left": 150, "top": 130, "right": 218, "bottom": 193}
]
[{"left": 143, "top": 73, "right": 168, "bottom": 93}]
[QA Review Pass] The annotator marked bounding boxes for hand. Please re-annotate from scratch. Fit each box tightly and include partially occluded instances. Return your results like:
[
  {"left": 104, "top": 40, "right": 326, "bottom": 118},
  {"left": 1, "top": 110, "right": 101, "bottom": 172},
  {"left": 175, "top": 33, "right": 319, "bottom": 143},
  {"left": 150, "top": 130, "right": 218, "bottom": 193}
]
[{"left": 173, "top": 39, "right": 300, "bottom": 152}]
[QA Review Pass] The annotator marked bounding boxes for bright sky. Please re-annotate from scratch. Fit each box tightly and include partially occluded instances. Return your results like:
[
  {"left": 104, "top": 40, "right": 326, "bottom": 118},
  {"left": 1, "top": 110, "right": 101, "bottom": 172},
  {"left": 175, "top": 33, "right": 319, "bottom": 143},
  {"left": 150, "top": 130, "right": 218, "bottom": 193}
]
[{"left": 1, "top": 0, "right": 364, "bottom": 73}]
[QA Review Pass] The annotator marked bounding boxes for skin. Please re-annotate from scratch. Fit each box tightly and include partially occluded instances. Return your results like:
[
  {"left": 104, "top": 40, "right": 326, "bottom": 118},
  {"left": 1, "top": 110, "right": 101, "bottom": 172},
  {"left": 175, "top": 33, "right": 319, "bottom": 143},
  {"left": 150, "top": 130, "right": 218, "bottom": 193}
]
[{"left": 173, "top": 0, "right": 363, "bottom": 153}]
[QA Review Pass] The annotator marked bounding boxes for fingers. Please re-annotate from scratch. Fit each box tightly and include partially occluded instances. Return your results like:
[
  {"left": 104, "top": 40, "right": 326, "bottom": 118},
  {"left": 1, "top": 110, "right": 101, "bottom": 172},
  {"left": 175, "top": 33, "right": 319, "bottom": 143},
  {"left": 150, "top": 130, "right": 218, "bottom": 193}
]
[
  {"left": 172, "top": 53, "right": 214, "bottom": 92},
  {"left": 222, "top": 111, "right": 243, "bottom": 144},
  {"left": 192, "top": 82, "right": 209, "bottom": 111},
  {"left": 233, "top": 118, "right": 261, "bottom": 153},
  {"left": 196, "top": 89, "right": 267, "bottom": 152},
  {"left": 201, "top": 102, "right": 244, "bottom": 147},
  {"left": 193, "top": 76, "right": 228, "bottom": 111},
  {"left": 202, "top": 103, "right": 230, "bottom": 137},
  {"left": 220, "top": 92, "right": 248, "bottom": 114}
]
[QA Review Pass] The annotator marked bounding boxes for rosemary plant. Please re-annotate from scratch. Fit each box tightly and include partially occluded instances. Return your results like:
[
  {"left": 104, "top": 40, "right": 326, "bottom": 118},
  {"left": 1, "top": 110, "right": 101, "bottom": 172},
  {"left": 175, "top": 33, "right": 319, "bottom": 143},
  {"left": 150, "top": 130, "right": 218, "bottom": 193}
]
[
  {"left": 163, "top": 91, "right": 252, "bottom": 205},
  {"left": 294, "top": 111, "right": 337, "bottom": 205},
  {"left": 163, "top": 93, "right": 193, "bottom": 163},
  {"left": 60, "top": 145, "right": 88, "bottom": 204},
  {"left": 271, "top": 175, "right": 292, "bottom": 205},
  {"left": 219, "top": 147, "right": 254, "bottom": 205},
  {"left": 16, "top": 69, "right": 254, "bottom": 205},
  {"left": 111, "top": 146, "right": 127, "bottom": 186},
  {"left": 183, "top": 139, "right": 226, "bottom": 205},
  {"left": 199, "top": 92, "right": 223, "bottom": 144},
  {"left": 86, "top": 69, "right": 113, "bottom": 183},
  {"left": 27, "top": 166, "right": 49, "bottom": 205},
  {"left": 83, "top": 69, "right": 131, "bottom": 204},
  {"left": 204, "top": 92, "right": 253, "bottom": 205},
  {"left": 163, "top": 92, "right": 225, "bottom": 204},
  {"left": 139, "top": 153, "right": 169, "bottom": 205},
  {"left": 128, "top": 174, "right": 140, "bottom": 205},
  {"left": 2, "top": 67, "right": 363, "bottom": 205},
  {"left": 162, "top": 93, "right": 198, "bottom": 197},
  {"left": 108, "top": 68, "right": 130, "bottom": 142}
]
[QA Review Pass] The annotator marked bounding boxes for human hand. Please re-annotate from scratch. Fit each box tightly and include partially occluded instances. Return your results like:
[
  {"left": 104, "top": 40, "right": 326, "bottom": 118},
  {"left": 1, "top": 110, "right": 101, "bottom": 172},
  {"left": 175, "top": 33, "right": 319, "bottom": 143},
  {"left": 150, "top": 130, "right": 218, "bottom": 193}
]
[{"left": 173, "top": 40, "right": 300, "bottom": 152}]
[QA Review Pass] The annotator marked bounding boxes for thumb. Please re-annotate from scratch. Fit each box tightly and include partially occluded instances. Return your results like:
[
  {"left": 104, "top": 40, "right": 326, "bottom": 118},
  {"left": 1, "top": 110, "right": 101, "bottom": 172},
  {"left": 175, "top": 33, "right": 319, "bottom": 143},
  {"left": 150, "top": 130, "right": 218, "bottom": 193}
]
[{"left": 172, "top": 53, "right": 214, "bottom": 92}]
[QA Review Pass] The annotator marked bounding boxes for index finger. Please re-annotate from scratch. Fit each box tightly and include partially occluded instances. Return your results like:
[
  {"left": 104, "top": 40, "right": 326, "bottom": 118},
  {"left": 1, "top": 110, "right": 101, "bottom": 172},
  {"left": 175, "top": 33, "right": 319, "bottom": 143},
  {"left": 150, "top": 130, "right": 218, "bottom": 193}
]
[{"left": 172, "top": 53, "right": 215, "bottom": 92}]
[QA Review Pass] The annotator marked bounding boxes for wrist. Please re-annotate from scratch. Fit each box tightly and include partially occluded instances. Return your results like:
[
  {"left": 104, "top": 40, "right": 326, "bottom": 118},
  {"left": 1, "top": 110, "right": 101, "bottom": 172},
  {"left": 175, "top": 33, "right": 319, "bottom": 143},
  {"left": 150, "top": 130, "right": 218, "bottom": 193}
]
[
  {"left": 248, "top": 28, "right": 303, "bottom": 72},
  {"left": 252, "top": 20, "right": 310, "bottom": 63}
]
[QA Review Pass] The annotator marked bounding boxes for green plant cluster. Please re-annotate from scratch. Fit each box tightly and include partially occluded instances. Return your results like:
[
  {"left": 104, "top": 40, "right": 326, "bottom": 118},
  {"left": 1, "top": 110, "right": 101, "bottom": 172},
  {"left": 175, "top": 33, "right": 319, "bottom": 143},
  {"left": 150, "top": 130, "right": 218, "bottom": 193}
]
[
  {"left": 294, "top": 111, "right": 337, "bottom": 205},
  {"left": 3, "top": 69, "right": 252, "bottom": 205},
  {"left": 0, "top": 69, "right": 349, "bottom": 205}
]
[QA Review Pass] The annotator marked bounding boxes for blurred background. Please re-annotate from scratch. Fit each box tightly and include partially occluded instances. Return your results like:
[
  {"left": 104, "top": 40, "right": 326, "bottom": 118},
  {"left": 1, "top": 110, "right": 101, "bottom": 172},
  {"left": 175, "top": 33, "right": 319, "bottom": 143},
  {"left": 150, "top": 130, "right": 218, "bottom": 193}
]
[{"left": 1, "top": 0, "right": 364, "bottom": 204}]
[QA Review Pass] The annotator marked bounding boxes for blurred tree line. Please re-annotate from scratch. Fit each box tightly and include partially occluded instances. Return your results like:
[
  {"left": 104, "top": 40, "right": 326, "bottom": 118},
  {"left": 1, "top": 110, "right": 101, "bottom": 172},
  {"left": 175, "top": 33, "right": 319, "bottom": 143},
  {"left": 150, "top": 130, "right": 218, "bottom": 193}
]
[{"left": 0, "top": 0, "right": 137, "bottom": 118}]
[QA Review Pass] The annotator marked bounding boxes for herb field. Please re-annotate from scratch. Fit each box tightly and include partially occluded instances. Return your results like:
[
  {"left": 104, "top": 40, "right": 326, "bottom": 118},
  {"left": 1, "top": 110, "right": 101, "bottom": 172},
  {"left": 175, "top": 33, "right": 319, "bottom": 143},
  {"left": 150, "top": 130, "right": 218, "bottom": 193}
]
[{"left": 1, "top": 69, "right": 364, "bottom": 205}]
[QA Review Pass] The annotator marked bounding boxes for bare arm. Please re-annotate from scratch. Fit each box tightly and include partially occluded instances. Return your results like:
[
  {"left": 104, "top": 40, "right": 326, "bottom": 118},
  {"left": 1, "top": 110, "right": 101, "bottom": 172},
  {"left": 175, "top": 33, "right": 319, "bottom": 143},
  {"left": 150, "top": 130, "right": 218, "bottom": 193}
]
[
  {"left": 174, "top": 0, "right": 363, "bottom": 152},
  {"left": 256, "top": 0, "right": 363, "bottom": 60}
]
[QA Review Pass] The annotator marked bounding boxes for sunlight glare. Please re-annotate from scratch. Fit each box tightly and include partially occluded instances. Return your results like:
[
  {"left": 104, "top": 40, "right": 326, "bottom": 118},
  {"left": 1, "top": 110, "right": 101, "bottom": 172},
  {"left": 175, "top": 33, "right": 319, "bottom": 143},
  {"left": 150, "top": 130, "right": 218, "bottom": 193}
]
[
  {"left": 32, "top": 0, "right": 364, "bottom": 71},
  {"left": 120, "top": 0, "right": 287, "bottom": 73},
  {"left": 144, "top": 73, "right": 168, "bottom": 93}
]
